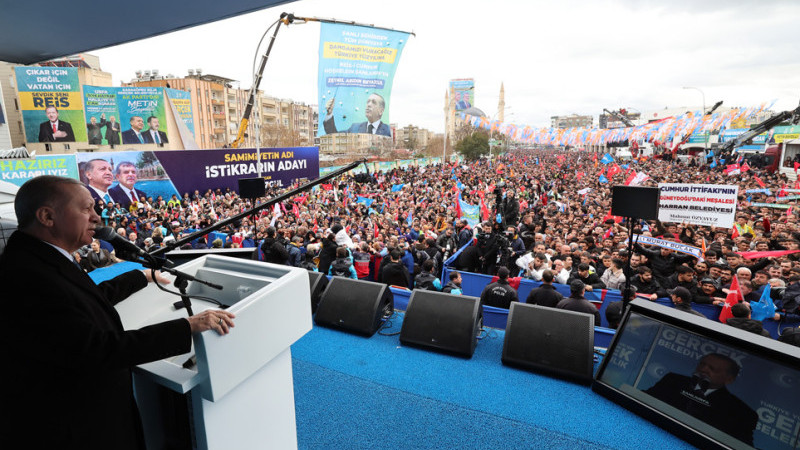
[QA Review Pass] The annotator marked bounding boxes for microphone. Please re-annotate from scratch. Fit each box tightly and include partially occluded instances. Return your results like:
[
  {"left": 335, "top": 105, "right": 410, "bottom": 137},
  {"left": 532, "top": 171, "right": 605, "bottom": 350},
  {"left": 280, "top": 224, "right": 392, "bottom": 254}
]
[{"left": 94, "top": 226, "right": 153, "bottom": 263}]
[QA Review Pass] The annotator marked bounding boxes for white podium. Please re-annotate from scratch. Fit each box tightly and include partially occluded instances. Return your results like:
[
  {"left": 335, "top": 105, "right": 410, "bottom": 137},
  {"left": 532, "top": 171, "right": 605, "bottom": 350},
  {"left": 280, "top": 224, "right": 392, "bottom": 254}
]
[{"left": 115, "top": 256, "right": 312, "bottom": 449}]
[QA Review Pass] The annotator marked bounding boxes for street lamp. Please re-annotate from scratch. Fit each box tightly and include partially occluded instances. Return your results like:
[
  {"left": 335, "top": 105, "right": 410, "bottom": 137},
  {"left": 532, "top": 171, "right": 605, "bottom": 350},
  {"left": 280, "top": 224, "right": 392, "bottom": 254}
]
[{"left": 683, "top": 86, "right": 708, "bottom": 153}]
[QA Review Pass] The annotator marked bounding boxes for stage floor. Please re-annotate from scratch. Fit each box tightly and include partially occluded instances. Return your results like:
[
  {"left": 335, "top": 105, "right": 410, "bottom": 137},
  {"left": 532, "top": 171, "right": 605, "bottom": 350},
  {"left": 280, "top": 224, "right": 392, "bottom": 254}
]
[{"left": 291, "top": 313, "right": 695, "bottom": 450}]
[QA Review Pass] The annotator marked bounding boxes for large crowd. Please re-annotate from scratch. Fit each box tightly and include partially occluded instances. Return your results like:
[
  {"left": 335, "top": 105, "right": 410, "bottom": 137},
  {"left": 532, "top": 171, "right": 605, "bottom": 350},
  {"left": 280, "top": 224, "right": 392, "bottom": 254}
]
[{"left": 81, "top": 147, "right": 800, "bottom": 346}]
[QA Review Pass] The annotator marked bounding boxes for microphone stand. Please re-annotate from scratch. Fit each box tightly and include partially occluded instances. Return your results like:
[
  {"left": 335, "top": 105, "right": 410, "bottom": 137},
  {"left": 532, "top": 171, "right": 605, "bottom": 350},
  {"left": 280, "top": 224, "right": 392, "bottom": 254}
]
[
  {"left": 149, "top": 158, "right": 369, "bottom": 257},
  {"left": 136, "top": 253, "right": 223, "bottom": 317}
]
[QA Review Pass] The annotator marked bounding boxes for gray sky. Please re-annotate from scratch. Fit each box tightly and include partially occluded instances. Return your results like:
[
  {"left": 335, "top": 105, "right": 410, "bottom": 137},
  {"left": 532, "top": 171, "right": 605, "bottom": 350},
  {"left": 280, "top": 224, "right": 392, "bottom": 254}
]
[{"left": 93, "top": 0, "right": 800, "bottom": 133}]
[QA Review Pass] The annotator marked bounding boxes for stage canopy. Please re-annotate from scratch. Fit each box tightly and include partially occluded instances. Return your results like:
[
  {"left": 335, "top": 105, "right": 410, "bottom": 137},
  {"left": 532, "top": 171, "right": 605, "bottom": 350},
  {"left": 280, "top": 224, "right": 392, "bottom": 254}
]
[{"left": 0, "top": 0, "right": 297, "bottom": 64}]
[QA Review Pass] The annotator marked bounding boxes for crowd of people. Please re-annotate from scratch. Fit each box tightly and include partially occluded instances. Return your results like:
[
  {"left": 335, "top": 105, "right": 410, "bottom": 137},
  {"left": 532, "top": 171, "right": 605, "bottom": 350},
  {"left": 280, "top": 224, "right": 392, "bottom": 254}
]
[{"left": 85, "top": 148, "right": 800, "bottom": 346}]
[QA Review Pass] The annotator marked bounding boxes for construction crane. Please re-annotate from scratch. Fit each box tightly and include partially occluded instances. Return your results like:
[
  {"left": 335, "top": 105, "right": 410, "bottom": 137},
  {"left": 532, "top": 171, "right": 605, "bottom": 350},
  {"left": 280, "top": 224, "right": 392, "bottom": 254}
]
[
  {"left": 602, "top": 108, "right": 635, "bottom": 127},
  {"left": 718, "top": 101, "right": 800, "bottom": 153},
  {"left": 230, "top": 13, "right": 414, "bottom": 148}
]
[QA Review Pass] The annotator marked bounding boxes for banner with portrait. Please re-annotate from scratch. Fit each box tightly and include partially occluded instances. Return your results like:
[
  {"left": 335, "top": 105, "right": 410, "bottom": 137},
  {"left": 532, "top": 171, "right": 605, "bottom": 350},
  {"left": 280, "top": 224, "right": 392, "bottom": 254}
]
[
  {"left": 15, "top": 67, "right": 86, "bottom": 143},
  {"left": 317, "top": 23, "right": 410, "bottom": 138},
  {"left": 450, "top": 78, "right": 474, "bottom": 111}
]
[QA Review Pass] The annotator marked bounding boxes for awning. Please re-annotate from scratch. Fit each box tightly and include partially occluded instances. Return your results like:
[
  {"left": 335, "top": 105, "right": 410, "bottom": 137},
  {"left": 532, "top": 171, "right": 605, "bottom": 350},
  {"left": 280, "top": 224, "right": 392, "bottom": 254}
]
[{"left": 0, "top": 0, "right": 296, "bottom": 64}]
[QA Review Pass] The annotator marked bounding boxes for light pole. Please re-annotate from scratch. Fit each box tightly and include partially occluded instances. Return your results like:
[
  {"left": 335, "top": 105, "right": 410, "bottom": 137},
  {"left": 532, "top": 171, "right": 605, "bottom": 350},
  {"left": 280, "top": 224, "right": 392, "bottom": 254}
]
[{"left": 683, "top": 86, "right": 708, "bottom": 153}]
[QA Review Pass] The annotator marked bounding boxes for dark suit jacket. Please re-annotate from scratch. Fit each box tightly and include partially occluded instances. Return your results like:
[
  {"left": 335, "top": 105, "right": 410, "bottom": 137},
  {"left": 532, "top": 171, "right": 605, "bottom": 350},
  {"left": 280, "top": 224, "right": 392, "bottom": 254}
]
[
  {"left": 526, "top": 284, "right": 564, "bottom": 308},
  {"left": 0, "top": 231, "right": 191, "bottom": 449},
  {"left": 109, "top": 184, "right": 147, "bottom": 209},
  {"left": 323, "top": 116, "right": 391, "bottom": 137},
  {"left": 644, "top": 372, "right": 757, "bottom": 445},
  {"left": 38, "top": 120, "right": 75, "bottom": 142},
  {"left": 121, "top": 128, "right": 146, "bottom": 144},
  {"left": 105, "top": 121, "right": 121, "bottom": 144},
  {"left": 142, "top": 128, "right": 168, "bottom": 144}
]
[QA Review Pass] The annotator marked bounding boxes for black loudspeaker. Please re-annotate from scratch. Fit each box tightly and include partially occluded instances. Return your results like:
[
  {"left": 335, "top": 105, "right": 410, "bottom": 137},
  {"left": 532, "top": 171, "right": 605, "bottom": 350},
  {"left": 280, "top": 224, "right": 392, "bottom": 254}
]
[
  {"left": 237, "top": 177, "right": 265, "bottom": 199},
  {"left": 306, "top": 270, "right": 329, "bottom": 314},
  {"left": 314, "top": 278, "right": 393, "bottom": 336},
  {"left": 502, "top": 303, "right": 595, "bottom": 384},
  {"left": 400, "top": 291, "right": 483, "bottom": 358},
  {"left": 611, "top": 185, "right": 659, "bottom": 220}
]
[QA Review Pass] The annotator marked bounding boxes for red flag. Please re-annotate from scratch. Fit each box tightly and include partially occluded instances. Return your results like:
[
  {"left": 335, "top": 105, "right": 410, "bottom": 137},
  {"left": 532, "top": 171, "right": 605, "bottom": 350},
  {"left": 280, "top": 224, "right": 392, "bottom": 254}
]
[
  {"left": 576, "top": 171, "right": 584, "bottom": 182},
  {"left": 321, "top": 183, "right": 333, "bottom": 191},
  {"left": 455, "top": 194, "right": 462, "bottom": 219},
  {"left": 754, "top": 176, "right": 765, "bottom": 188},
  {"left": 624, "top": 171, "right": 637, "bottom": 186},
  {"left": 292, "top": 203, "right": 300, "bottom": 217},
  {"left": 737, "top": 249, "right": 800, "bottom": 260},
  {"left": 795, "top": 180, "right": 800, "bottom": 190},
  {"left": 607, "top": 163, "right": 622, "bottom": 178},
  {"left": 718, "top": 276, "right": 743, "bottom": 323},
  {"left": 794, "top": 162, "right": 799, "bottom": 173},
  {"left": 740, "top": 161, "right": 750, "bottom": 172},
  {"left": 480, "top": 198, "right": 490, "bottom": 221},
  {"left": 731, "top": 225, "right": 739, "bottom": 239},
  {"left": 763, "top": 216, "right": 771, "bottom": 233},
  {"left": 373, "top": 221, "right": 379, "bottom": 238},
  {"left": 603, "top": 227, "right": 613, "bottom": 240}
]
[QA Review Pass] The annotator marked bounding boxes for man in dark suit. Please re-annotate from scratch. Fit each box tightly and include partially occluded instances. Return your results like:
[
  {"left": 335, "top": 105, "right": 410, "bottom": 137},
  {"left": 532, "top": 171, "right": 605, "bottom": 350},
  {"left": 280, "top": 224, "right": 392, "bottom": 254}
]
[
  {"left": 556, "top": 280, "right": 601, "bottom": 324},
  {"left": 0, "top": 175, "right": 235, "bottom": 449},
  {"left": 83, "top": 158, "right": 115, "bottom": 204},
  {"left": 38, "top": 106, "right": 75, "bottom": 142},
  {"left": 142, "top": 115, "right": 168, "bottom": 145},
  {"left": 526, "top": 270, "right": 563, "bottom": 307},
  {"left": 105, "top": 115, "right": 121, "bottom": 147},
  {"left": 109, "top": 161, "right": 147, "bottom": 210},
  {"left": 323, "top": 92, "right": 392, "bottom": 137},
  {"left": 121, "top": 115, "right": 146, "bottom": 144},
  {"left": 644, "top": 353, "right": 757, "bottom": 445}
]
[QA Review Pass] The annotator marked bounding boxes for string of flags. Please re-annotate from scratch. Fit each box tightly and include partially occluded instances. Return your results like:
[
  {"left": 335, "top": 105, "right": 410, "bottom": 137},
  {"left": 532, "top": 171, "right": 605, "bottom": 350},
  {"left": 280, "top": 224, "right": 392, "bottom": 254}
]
[{"left": 459, "top": 102, "right": 775, "bottom": 147}]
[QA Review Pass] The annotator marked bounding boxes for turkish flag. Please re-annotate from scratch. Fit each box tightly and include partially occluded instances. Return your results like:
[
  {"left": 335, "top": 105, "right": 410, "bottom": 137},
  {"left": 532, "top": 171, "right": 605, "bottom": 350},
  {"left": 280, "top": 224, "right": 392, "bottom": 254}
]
[
  {"left": 607, "top": 163, "right": 622, "bottom": 178},
  {"left": 754, "top": 176, "right": 765, "bottom": 188},
  {"left": 718, "top": 276, "right": 743, "bottom": 323}
]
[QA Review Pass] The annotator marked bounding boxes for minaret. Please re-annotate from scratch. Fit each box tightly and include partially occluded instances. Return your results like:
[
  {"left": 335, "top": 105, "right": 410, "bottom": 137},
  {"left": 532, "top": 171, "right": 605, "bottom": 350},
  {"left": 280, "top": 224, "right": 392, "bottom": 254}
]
[
  {"left": 444, "top": 89, "right": 450, "bottom": 141},
  {"left": 498, "top": 82, "right": 505, "bottom": 122}
]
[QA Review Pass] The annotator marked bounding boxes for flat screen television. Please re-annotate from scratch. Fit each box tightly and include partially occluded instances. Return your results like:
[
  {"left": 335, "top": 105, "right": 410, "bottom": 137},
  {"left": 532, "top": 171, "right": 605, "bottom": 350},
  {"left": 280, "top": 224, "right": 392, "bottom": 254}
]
[{"left": 593, "top": 299, "right": 800, "bottom": 450}]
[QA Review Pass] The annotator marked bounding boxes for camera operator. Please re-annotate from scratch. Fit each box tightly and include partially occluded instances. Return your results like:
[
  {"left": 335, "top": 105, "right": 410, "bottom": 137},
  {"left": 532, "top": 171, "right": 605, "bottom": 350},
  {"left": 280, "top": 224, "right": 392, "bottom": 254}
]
[
  {"left": 436, "top": 226, "right": 458, "bottom": 261},
  {"left": 518, "top": 214, "right": 537, "bottom": 251},
  {"left": 477, "top": 222, "right": 500, "bottom": 275},
  {"left": 502, "top": 188, "right": 520, "bottom": 227}
]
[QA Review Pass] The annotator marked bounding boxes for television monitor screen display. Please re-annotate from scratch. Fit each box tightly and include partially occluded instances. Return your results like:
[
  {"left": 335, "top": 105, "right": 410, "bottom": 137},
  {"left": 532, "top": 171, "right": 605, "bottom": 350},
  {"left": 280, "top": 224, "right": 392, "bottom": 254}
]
[{"left": 594, "top": 300, "right": 800, "bottom": 450}]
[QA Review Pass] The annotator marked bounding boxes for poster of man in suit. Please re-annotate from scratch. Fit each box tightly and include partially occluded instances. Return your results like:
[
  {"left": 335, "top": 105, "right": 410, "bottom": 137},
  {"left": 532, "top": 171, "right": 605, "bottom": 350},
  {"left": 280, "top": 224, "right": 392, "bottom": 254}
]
[{"left": 15, "top": 67, "right": 87, "bottom": 143}]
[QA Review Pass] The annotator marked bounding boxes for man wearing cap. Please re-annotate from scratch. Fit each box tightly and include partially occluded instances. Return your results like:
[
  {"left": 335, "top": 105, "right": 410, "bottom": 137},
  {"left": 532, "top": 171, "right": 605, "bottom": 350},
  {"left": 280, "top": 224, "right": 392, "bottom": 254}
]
[
  {"left": 695, "top": 278, "right": 726, "bottom": 306},
  {"left": 480, "top": 267, "right": 518, "bottom": 309},
  {"left": 556, "top": 280, "right": 601, "bottom": 324},
  {"left": 669, "top": 286, "right": 705, "bottom": 318}
]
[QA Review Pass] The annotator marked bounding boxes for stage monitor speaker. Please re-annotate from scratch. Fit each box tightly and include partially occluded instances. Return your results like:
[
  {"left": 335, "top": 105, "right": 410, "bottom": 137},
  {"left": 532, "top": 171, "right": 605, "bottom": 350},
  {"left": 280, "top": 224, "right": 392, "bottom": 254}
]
[
  {"left": 400, "top": 290, "right": 482, "bottom": 358},
  {"left": 314, "top": 278, "right": 393, "bottom": 336},
  {"left": 306, "top": 270, "right": 329, "bottom": 314},
  {"left": 611, "top": 185, "right": 659, "bottom": 220},
  {"left": 237, "top": 177, "right": 265, "bottom": 199},
  {"left": 502, "top": 303, "right": 595, "bottom": 384}
]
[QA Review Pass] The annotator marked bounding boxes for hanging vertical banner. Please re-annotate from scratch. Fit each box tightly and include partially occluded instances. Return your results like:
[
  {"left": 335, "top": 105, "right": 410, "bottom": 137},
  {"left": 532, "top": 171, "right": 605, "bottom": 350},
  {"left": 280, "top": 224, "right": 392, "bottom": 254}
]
[
  {"left": 15, "top": 67, "right": 86, "bottom": 143},
  {"left": 317, "top": 23, "right": 410, "bottom": 138},
  {"left": 116, "top": 87, "right": 168, "bottom": 145},
  {"left": 165, "top": 88, "right": 195, "bottom": 136},
  {"left": 83, "top": 86, "right": 122, "bottom": 146},
  {"left": 449, "top": 78, "right": 474, "bottom": 111}
]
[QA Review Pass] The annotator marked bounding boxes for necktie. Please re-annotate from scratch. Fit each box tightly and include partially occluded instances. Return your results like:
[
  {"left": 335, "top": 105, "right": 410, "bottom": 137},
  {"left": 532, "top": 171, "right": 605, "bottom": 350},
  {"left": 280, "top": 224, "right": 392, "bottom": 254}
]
[
  {"left": 368, "top": 124, "right": 374, "bottom": 134},
  {"left": 104, "top": 193, "right": 112, "bottom": 203},
  {"left": 52, "top": 123, "right": 57, "bottom": 133},
  {"left": 154, "top": 132, "right": 160, "bottom": 144},
  {"left": 130, "top": 191, "right": 137, "bottom": 204},
  {"left": 136, "top": 132, "right": 143, "bottom": 144}
]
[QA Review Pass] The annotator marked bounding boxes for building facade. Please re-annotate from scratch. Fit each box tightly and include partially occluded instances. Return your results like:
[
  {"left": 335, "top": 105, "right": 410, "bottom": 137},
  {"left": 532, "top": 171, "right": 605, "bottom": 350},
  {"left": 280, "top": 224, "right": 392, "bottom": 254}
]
[{"left": 551, "top": 114, "right": 593, "bottom": 129}]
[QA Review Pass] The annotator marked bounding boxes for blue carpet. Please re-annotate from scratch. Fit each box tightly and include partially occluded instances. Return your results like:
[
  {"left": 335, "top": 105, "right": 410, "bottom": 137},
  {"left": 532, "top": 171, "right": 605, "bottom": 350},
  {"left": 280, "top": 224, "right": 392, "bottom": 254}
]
[{"left": 291, "top": 314, "right": 695, "bottom": 450}]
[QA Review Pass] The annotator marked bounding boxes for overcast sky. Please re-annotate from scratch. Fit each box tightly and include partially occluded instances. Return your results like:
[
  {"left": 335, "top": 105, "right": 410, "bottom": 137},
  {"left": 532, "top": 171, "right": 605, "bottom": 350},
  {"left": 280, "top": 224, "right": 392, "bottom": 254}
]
[{"left": 93, "top": 0, "right": 800, "bottom": 133}]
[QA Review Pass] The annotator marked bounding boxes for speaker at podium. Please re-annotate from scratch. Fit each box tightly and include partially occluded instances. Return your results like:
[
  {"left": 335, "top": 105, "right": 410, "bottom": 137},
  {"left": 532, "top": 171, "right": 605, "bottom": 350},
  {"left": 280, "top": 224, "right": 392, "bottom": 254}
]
[{"left": 114, "top": 256, "right": 312, "bottom": 450}]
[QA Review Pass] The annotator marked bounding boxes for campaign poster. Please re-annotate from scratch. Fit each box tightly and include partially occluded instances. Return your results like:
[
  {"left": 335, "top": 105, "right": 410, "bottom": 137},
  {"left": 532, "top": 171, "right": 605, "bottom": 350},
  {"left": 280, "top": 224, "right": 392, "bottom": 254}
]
[
  {"left": 450, "top": 78, "right": 475, "bottom": 111},
  {"left": 155, "top": 147, "right": 320, "bottom": 194},
  {"left": 0, "top": 154, "right": 78, "bottom": 187},
  {"left": 75, "top": 151, "right": 179, "bottom": 206},
  {"left": 116, "top": 87, "right": 167, "bottom": 146},
  {"left": 601, "top": 314, "right": 800, "bottom": 449},
  {"left": 317, "top": 23, "right": 410, "bottom": 138},
  {"left": 165, "top": 88, "right": 195, "bottom": 136},
  {"left": 658, "top": 183, "right": 738, "bottom": 228},
  {"left": 14, "top": 67, "right": 87, "bottom": 143},
  {"left": 83, "top": 86, "right": 122, "bottom": 145}
]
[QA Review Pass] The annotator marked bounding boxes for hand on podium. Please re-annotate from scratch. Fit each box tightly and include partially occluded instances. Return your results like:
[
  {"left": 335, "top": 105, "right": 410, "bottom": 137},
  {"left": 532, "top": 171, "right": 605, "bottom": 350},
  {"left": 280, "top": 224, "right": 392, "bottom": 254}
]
[{"left": 188, "top": 310, "right": 236, "bottom": 335}]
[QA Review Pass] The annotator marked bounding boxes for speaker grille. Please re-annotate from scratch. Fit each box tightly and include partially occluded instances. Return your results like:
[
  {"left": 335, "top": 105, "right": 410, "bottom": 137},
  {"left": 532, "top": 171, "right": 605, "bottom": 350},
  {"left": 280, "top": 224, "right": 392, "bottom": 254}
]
[
  {"left": 502, "top": 303, "right": 595, "bottom": 384},
  {"left": 314, "top": 278, "right": 393, "bottom": 336},
  {"left": 400, "top": 290, "right": 482, "bottom": 358}
]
